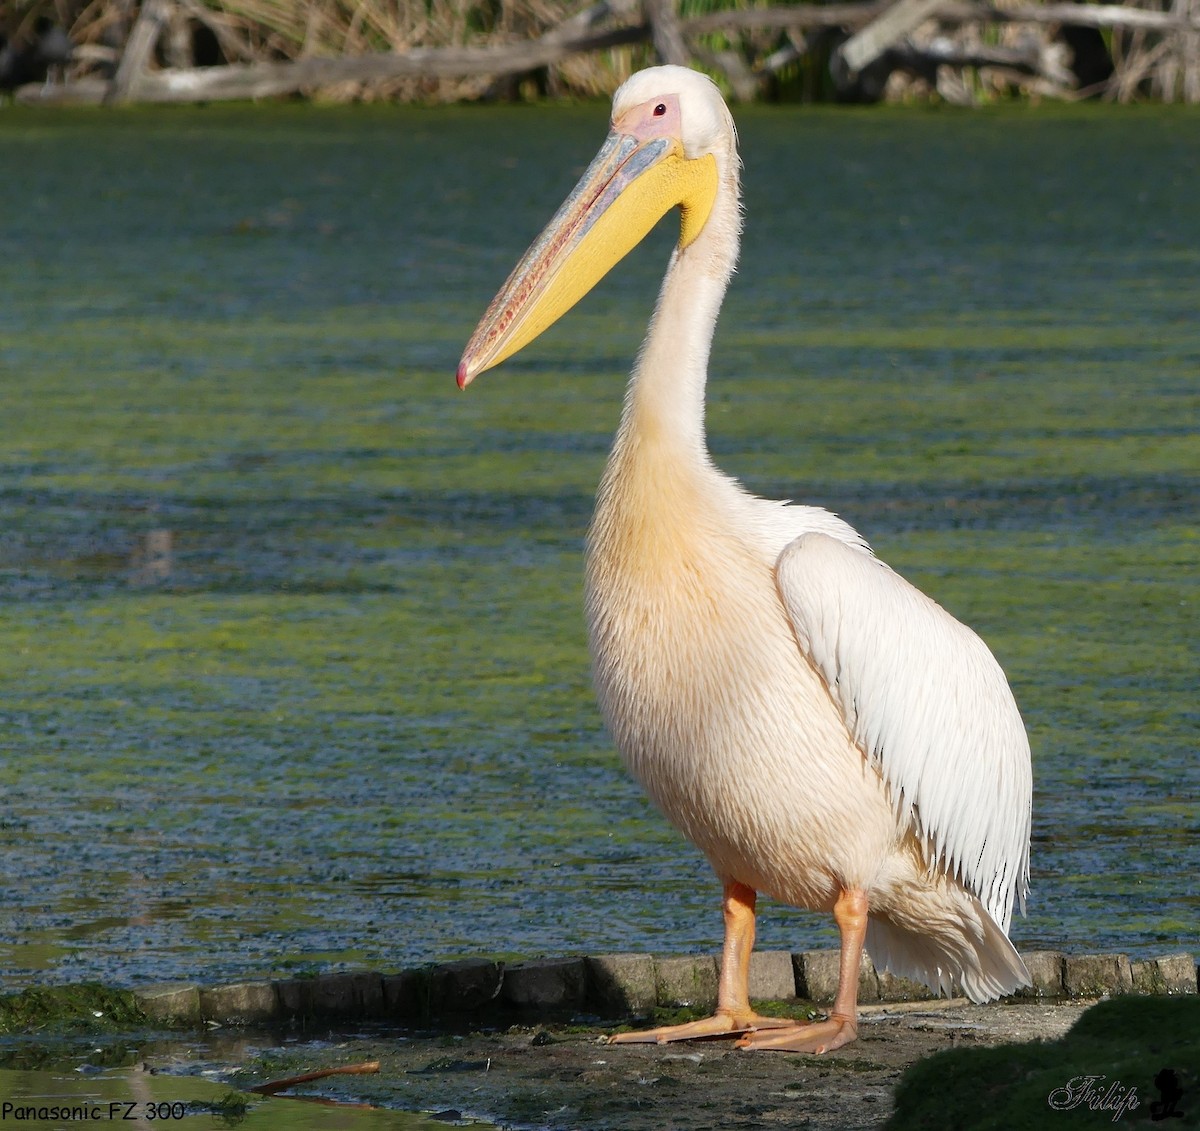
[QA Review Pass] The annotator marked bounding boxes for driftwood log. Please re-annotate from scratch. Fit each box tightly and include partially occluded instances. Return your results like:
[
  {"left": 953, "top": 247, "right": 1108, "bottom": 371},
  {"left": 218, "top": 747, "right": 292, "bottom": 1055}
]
[
  {"left": 680, "top": 1, "right": 1200, "bottom": 34},
  {"left": 13, "top": 0, "right": 1200, "bottom": 106}
]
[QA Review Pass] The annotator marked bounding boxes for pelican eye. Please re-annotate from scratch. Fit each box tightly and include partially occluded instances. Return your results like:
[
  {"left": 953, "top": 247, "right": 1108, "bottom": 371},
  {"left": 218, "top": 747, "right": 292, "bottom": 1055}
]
[{"left": 653, "top": 103, "right": 667, "bottom": 116}]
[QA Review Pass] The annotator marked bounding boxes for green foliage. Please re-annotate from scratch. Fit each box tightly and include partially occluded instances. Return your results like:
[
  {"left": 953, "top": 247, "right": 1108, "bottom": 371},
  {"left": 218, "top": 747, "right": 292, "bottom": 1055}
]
[
  {"left": 0, "top": 984, "right": 145, "bottom": 1034},
  {"left": 887, "top": 997, "right": 1200, "bottom": 1129},
  {"left": 202, "top": 1092, "right": 253, "bottom": 1127}
]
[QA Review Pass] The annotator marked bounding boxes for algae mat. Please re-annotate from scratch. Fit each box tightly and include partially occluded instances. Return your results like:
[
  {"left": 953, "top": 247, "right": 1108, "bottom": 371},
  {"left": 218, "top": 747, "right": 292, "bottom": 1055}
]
[{"left": 0, "top": 102, "right": 1197, "bottom": 987}]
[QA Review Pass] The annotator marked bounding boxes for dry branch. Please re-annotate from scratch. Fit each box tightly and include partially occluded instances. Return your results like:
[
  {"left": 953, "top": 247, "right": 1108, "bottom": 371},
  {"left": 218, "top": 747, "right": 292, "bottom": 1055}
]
[
  {"left": 21, "top": 17, "right": 648, "bottom": 104},
  {"left": 938, "top": 2, "right": 1200, "bottom": 31},
  {"left": 840, "top": 0, "right": 945, "bottom": 72},
  {"left": 684, "top": 2, "right": 1200, "bottom": 35},
  {"left": 13, "top": 0, "right": 1200, "bottom": 106},
  {"left": 685, "top": 3, "right": 891, "bottom": 35},
  {"left": 645, "top": 0, "right": 689, "bottom": 66},
  {"left": 105, "top": 0, "right": 169, "bottom": 102},
  {"left": 249, "top": 1060, "right": 381, "bottom": 1097}
]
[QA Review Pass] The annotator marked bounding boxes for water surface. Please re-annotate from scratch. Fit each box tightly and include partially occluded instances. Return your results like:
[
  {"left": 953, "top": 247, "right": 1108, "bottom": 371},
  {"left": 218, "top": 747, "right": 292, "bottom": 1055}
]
[{"left": 0, "top": 102, "right": 1196, "bottom": 988}]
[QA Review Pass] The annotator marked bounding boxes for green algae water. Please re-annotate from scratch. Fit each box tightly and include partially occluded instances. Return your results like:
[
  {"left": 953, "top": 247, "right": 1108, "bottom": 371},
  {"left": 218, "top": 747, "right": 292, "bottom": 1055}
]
[
  {"left": 0, "top": 1065, "right": 478, "bottom": 1128},
  {"left": 0, "top": 101, "right": 1196, "bottom": 989}
]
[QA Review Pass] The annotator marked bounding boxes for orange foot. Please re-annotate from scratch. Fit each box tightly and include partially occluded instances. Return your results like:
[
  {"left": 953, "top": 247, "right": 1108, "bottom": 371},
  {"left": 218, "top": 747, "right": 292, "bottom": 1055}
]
[
  {"left": 736, "top": 1014, "right": 858, "bottom": 1054},
  {"left": 608, "top": 1009, "right": 796, "bottom": 1045}
]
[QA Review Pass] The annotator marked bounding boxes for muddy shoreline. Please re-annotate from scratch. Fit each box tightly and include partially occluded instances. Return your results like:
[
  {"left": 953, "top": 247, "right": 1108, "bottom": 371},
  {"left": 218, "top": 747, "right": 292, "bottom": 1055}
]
[
  {"left": 3, "top": 990, "right": 1197, "bottom": 1127},
  {"left": 210, "top": 1000, "right": 1090, "bottom": 1129}
]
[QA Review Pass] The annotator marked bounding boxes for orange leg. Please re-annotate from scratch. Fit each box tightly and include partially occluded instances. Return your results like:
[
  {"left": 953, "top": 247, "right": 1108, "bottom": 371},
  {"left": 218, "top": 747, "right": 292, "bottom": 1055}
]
[
  {"left": 737, "top": 887, "right": 867, "bottom": 1054},
  {"left": 609, "top": 880, "right": 796, "bottom": 1044}
]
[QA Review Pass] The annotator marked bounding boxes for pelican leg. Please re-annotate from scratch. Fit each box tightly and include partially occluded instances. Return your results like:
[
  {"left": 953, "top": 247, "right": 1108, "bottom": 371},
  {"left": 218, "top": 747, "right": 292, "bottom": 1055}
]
[
  {"left": 737, "top": 887, "right": 867, "bottom": 1054},
  {"left": 609, "top": 880, "right": 796, "bottom": 1044}
]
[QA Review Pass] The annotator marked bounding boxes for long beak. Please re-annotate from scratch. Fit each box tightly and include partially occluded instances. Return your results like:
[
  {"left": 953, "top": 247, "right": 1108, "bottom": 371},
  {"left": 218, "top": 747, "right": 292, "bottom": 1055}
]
[{"left": 457, "top": 131, "right": 717, "bottom": 388}]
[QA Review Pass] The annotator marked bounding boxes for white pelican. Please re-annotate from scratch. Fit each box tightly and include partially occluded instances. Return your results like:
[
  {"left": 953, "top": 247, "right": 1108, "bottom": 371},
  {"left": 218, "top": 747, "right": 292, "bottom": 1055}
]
[{"left": 457, "top": 65, "right": 1032, "bottom": 1053}]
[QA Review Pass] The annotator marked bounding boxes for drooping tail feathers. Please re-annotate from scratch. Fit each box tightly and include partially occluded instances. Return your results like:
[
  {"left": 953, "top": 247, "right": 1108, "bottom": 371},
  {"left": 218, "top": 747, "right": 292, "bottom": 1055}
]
[{"left": 865, "top": 892, "right": 1030, "bottom": 1003}]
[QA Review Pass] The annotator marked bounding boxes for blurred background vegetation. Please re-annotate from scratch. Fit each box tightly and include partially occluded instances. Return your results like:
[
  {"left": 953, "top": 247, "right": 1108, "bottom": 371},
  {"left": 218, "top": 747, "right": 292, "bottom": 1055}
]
[{"left": 2, "top": 0, "right": 1198, "bottom": 104}]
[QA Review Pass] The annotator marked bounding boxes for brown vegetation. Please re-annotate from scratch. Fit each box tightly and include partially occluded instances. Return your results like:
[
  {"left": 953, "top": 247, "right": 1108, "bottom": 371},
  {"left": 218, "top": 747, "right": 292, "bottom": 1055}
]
[{"left": 2, "top": 0, "right": 1198, "bottom": 105}]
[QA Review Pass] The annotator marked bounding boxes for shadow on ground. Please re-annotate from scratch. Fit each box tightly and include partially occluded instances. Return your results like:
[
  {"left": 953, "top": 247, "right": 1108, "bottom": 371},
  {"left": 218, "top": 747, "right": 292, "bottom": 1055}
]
[{"left": 887, "top": 996, "right": 1199, "bottom": 1129}]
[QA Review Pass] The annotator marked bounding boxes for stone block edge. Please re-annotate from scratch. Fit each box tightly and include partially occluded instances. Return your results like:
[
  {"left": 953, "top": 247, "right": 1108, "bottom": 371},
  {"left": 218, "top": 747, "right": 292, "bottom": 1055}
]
[{"left": 125, "top": 949, "right": 1196, "bottom": 1027}]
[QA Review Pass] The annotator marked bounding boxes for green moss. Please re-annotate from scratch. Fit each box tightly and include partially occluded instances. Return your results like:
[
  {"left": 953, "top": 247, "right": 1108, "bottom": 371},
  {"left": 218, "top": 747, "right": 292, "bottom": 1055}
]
[
  {"left": 199, "top": 1093, "right": 253, "bottom": 1125},
  {"left": 887, "top": 997, "right": 1200, "bottom": 1129},
  {"left": 0, "top": 984, "right": 145, "bottom": 1034}
]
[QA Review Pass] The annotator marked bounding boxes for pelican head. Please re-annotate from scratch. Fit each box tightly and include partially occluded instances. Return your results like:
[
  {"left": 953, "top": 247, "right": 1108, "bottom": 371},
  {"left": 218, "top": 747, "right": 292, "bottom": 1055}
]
[{"left": 457, "top": 66, "right": 736, "bottom": 389}]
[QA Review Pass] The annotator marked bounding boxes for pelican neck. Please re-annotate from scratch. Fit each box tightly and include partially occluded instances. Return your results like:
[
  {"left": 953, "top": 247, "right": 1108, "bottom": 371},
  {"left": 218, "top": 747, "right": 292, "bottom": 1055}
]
[{"left": 615, "top": 176, "right": 741, "bottom": 467}]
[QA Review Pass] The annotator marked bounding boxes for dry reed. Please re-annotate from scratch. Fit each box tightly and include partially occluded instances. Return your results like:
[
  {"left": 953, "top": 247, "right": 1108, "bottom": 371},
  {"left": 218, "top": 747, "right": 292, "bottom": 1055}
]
[{"left": 4, "top": 0, "right": 1199, "bottom": 102}]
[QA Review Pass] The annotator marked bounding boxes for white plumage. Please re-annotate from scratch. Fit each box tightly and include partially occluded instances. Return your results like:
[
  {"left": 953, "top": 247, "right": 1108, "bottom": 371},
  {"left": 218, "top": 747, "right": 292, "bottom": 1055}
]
[
  {"left": 459, "top": 64, "right": 1032, "bottom": 1052},
  {"left": 777, "top": 533, "right": 1031, "bottom": 934}
]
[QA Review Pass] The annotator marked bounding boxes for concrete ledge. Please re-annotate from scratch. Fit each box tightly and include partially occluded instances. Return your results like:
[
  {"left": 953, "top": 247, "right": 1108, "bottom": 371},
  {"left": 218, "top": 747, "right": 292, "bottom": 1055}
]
[
  {"left": 199, "top": 982, "right": 277, "bottom": 1024},
  {"left": 134, "top": 982, "right": 201, "bottom": 1023},
  {"left": 429, "top": 959, "right": 504, "bottom": 1012},
  {"left": 585, "top": 954, "right": 657, "bottom": 1014},
  {"left": 502, "top": 958, "right": 587, "bottom": 1010},
  {"left": 1064, "top": 953, "right": 1134, "bottom": 998},
  {"left": 274, "top": 977, "right": 316, "bottom": 1018},
  {"left": 1131, "top": 953, "right": 1198, "bottom": 996},
  {"left": 796, "top": 949, "right": 880, "bottom": 1003},
  {"left": 383, "top": 968, "right": 430, "bottom": 1021},
  {"left": 878, "top": 970, "right": 936, "bottom": 1003},
  {"left": 1017, "top": 951, "right": 1065, "bottom": 997},
  {"left": 654, "top": 955, "right": 719, "bottom": 1009},
  {"left": 311, "top": 971, "right": 385, "bottom": 1017},
  {"left": 748, "top": 951, "right": 797, "bottom": 1001},
  {"left": 115, "top": 949, "right": 1196, "bottom": 1028}
]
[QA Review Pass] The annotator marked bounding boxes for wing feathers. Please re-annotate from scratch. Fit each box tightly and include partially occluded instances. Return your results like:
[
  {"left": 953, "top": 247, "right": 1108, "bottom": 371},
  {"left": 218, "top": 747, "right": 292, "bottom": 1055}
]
[{"left": 775, "top": 533, "right": 1031, "bottom": 932}]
